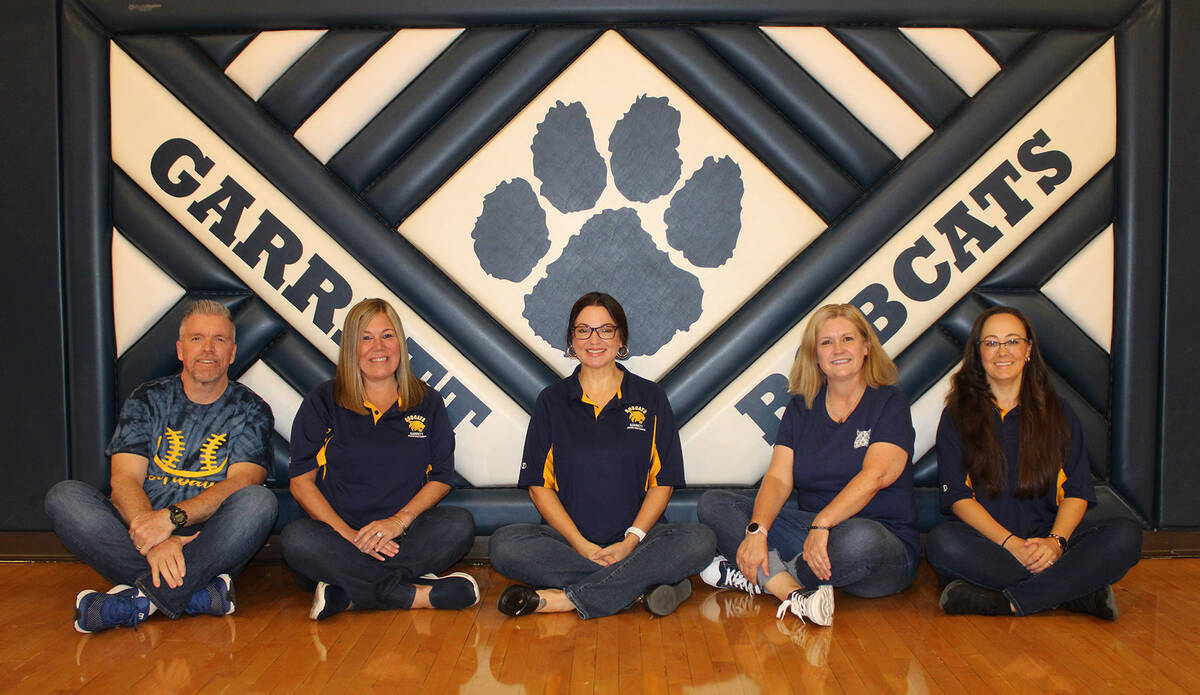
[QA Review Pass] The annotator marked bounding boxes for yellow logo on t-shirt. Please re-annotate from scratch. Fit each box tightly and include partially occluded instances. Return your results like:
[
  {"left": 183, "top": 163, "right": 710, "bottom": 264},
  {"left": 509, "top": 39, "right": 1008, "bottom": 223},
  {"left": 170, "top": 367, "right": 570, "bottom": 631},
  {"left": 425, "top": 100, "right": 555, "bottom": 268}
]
[
  {"left": 405, "top": 415, "right": 428, "bottom": 438},
  {"left": 625, "top": 406, "right": 648, "bottom": 431}
]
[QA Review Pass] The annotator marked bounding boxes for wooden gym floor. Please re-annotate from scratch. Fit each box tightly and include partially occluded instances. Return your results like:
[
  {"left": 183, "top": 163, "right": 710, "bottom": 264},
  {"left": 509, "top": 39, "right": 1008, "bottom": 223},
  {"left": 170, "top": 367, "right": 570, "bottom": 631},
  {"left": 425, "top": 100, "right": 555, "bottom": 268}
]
[{"left": 2, "top": 558, "right": 1198, "bottom": 694}]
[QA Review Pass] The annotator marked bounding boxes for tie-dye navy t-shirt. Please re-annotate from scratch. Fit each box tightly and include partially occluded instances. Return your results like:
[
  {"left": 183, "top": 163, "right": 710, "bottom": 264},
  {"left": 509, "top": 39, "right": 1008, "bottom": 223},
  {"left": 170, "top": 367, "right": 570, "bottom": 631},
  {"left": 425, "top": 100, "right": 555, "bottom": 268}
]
[{"left": 105, "top": 376, "right": 273, "bottom": 509}]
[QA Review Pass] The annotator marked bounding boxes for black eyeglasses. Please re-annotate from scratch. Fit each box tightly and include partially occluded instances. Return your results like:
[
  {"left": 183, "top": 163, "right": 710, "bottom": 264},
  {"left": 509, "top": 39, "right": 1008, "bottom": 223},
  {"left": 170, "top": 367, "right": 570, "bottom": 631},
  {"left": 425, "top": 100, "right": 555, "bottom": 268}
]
[
  {"left": 979, "top": 337, "right": 1031, "bottom": 351},
  {"left": 573, "top": 324, "right": 618, "bottom": 340}
]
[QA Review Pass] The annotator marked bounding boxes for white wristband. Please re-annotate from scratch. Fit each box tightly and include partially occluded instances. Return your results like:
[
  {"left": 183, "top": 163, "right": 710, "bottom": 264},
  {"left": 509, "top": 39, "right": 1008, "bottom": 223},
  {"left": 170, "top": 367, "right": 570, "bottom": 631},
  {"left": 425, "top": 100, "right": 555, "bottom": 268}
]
[{"left": 625, "top": 526, "right": 646, "bottom": 543}]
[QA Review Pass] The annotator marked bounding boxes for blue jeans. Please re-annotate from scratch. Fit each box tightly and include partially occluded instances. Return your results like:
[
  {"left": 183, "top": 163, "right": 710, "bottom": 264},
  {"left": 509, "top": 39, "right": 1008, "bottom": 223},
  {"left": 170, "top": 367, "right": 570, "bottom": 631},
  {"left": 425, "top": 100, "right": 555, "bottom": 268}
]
[
  {"left": 280, "top": 506, "right": 474, "bottom": 610},
  {"left": 925, "top": 518, "right": 1142, "bottom": 615},
  {"left": 697, "top": 489, "right": 916, "bottom": 597},
  {"left": 44, "top": 479, "right": 277, "bottom": 618},
  {"left": 488, "top": 522, "right": 716, "bottom": 619}
]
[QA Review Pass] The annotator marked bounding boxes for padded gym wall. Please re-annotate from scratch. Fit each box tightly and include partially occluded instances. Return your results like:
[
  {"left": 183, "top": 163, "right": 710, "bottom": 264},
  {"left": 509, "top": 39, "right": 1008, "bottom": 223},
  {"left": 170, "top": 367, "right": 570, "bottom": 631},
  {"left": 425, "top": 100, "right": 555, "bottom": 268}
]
[{"left": 3, "top": 0, "right": 1196, "bottom": 530}]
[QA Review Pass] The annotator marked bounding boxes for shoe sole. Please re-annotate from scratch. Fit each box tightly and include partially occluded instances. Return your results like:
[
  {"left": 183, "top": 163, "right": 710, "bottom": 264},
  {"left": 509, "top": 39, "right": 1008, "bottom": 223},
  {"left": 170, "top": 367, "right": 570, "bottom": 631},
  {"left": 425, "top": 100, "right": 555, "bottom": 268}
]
[
  {"left": 645, "top": 578, "right": 693, "bottom": 617},
  {"left": 309, "top": 581, "right": 330, "bottom": 620},
  {"left": 808, "top": 585, "right": 834, "bottom": 626}
]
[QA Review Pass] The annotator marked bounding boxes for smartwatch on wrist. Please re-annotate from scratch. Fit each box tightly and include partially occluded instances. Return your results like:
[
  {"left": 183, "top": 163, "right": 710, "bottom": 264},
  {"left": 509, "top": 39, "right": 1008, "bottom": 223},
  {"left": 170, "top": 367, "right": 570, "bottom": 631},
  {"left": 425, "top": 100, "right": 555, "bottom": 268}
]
[
  {"left": 745, "top": 521, "right": 766, "bottom": 536},
  {"left": 167, "top": 504, "right": 187, "bottom": 528}
]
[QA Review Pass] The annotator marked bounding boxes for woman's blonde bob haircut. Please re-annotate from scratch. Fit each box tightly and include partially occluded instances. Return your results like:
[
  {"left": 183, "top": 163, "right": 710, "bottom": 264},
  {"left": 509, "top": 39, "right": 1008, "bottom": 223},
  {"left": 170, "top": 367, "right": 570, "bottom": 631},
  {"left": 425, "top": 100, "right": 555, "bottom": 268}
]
[
  {"left": 334, "top": 298, "right": 426, "bottom": 414},
  {"left": 787, "top": 303, "right": 898, "bottom": 409}
]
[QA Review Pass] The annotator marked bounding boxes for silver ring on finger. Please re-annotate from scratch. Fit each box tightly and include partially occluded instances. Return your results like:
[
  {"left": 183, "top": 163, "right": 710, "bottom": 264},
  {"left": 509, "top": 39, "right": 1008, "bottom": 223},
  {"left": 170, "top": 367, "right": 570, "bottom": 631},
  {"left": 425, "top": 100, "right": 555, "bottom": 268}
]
[{"left": 376, "top": 531, "right": 383, "bottom": 538}]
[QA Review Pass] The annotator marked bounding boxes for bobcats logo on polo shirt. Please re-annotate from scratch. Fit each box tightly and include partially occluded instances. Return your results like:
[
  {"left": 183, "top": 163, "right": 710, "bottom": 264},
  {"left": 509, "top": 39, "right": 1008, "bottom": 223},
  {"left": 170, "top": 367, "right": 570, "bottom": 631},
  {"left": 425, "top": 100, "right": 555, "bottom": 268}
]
[
  {"left": 405, "top": 415, "right": 428, "bottom": 438},
  {"left": 625, "top": 406, "right": 647, "bottom": 432}
]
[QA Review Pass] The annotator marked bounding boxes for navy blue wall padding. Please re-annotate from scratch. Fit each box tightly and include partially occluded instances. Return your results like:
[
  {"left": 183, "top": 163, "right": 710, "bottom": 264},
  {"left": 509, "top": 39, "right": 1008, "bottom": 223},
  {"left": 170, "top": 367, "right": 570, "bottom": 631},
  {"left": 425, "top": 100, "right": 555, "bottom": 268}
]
[
  {"left": 259, "top": 29, "right": 394, "bottom": 133},
  {"left": 831, "top": 27, "right": 966, "bottom": 128},
  {"left": 1161, "top": 0, "right": 1200, "bottom": 527},
  {"left": 364, "top": 28, "right": 602, "bottom": 223},
  {"left": 1049, "top": 374, "right": 1111, "bottom": 481},
  {"left": 894, "top": 326, "right": 962, "bottom": 403},
  {"left": 191, "top": 33, "right": 258, "bottom": 70},
  {"left": 21, "top": 0, "right": 1183, "bottom": 533},
  {"left": 62, "top": 0, "right": 116, "bottom": 494},
  {"left": 622, "top": 27, "right": 861, "bottom": 223},
  {"left": 693, "top": 26, "right": 896, "bottom": 189},
  {"left": 329, "top": 28, "right": 529, "bottom": 192},
  {"left": 227, "top": 299, "right": 292, "bottom": 380},
  {"left": 0, "top": 0, "right": 69, "bottom": 529},
  {"left": 913, "top": 450, "right": 938, "bottom": 492},
  {"left": 967, "top": 29, "right": 1039, "bottom": 66},
  {"left": 112, "top": 167, "right": 249, "bottom": 291},
  {"left": 77, "top": 0, "right": 1144, "bottom": 32},
  {"left": 1113, "top": 0, "right": 1166, "bottom": 524},
  {"left": 981, "top": 166, "right": 1113, "bottom": 289},
  {"left": 262, "top": 331, "right": 336, "bottom": 397},
  {"left": 117, "top": 34, "right": 558, "bottom": 413},
  {"left": 661, "top": 30, "right": 1108, "bottom": 425}
]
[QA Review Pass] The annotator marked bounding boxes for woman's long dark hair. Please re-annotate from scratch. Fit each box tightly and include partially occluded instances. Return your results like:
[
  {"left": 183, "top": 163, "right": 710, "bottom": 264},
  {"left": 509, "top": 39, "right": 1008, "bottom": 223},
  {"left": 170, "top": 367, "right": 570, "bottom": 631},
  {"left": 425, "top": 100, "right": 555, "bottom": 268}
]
[{"left": 946, "top": 307, "right": 1069, "bottom": 498}]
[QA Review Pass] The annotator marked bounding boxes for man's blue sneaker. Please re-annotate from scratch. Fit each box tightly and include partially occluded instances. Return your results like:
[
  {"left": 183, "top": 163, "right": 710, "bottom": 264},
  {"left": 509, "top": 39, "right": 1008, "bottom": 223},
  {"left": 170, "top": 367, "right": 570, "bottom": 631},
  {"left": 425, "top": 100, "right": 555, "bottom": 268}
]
[
  {"left": 310, "top": 581, "right": 352, "bottom": 621},
  {"left": 74, "top": 584, "right": 155, "bottom": 633},
  {"left": 185, "top": 573, "right": 235, "bottom": 616}
]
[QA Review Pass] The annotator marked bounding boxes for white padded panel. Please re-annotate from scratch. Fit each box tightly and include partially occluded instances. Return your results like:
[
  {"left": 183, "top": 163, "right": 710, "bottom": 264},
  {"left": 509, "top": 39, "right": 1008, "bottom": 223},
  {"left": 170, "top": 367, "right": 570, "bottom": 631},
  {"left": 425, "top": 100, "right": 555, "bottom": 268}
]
[
  {"left": 911, "top": 366, "right": 957, "bottom": 462},
  {"left": 111, "top": 43, "right": 529, "bottom": 486},
  {"left": 761, "top": 26, "right": 933, "bottom": 158},
  {"left": 900, "top": 28, "right": 1001, "bottom": 97},
  {"left": 237, "top": 360, "right": 305, "bottom": 441},
  {"left": 295, "top": 28, "right": 463, "bottom": 163},
  {"left": 682, "top": 40, "right": 1116, "bottom": 483},
  {"left": 1043, "top": 224, "right": 1114, "bottom": 352},
  {"left": 224, "top": 30, "right": 327, "bottom": 101},
  {"left": 111, "top": 229, "right": 185, "bottom": 357},
  {"left": 404, "top": 30, "right": 824, "bottom": 381}
]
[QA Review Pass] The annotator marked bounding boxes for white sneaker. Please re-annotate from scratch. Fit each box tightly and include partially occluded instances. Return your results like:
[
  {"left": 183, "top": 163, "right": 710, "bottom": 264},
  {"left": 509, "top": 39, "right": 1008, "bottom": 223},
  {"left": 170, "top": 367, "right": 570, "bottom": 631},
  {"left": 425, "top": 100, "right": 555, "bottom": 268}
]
[
  {"left": 699, "top": 555, "right": 762, "bottom": 595},
  {"left": 775, "top": 585, "right": 834, "bottom": 626}
]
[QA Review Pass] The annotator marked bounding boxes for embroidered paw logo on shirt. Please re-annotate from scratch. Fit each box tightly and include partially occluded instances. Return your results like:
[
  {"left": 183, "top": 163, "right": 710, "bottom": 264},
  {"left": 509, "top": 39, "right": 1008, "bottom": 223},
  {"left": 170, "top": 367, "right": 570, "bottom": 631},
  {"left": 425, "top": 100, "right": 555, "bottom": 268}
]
[
  {"left": 625, "top": 405, "right": 648, "bottom": 431},
  {"left": 471, "top": 96, "right": 744, "bottom": 357},
  {"left": 854, "top": 429, "right": 872, "bottom": 449},
  {"left": 405, "top": 415, "right": 427, "bottom": 438}
]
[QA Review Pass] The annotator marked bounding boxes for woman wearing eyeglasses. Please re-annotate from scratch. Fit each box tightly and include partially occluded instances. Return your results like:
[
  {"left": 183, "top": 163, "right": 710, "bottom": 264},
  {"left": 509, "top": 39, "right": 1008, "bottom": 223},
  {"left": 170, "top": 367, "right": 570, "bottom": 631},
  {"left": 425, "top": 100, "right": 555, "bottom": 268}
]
[
  {"left": 926, "top": 307, "right": 1141, "bottom": 618},
  {"left": 488, "top": 291, "right": 715, "bottom": 619}
]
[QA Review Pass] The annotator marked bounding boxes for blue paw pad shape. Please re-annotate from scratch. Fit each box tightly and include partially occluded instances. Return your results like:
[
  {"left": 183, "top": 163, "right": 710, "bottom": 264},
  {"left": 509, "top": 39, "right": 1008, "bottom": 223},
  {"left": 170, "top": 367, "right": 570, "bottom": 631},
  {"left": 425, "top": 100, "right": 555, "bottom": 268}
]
[
  {"left": 608, "top": 95, "right": 682, "bottom": 203},
  {"left": 524, "top": 208, "right": 703, "bottom": 357},
  {"left": 532, "top": 100, "right": 607, "bottom": 214},
  {"left": 472, "top": 178, "right": 550, "bottom": 282},
  {"left": 474, "top": 95, "right": 743, "bottom": 358}
]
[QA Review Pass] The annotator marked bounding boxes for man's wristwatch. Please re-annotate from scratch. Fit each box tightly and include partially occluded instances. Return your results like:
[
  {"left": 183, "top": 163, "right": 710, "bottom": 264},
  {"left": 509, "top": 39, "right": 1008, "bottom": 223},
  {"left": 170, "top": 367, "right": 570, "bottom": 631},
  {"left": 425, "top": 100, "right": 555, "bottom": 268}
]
[
  {"left": 745, "top": 521, "right": 766, "bottom": 536},
  {"left": 167, "top": 504, "right": 188, "bottom": 528}
]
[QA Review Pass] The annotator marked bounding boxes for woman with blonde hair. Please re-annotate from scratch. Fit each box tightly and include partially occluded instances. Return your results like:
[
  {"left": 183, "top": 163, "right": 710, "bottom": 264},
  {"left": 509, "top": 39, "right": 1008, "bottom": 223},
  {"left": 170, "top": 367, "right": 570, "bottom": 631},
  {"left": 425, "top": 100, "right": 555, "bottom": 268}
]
[
  {"left": 697, "top": 304, "right": 917, "bottom": 625},
  {"left": 281, "top": 298, "right": 477, "bottom": 619}
]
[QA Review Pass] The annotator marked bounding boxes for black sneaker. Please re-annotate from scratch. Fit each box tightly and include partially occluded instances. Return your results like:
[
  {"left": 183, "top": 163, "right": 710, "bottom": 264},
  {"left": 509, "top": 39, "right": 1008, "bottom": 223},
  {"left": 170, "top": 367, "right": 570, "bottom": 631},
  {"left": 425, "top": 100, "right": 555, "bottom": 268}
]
[
  {"left": 644, "top": 578, "right": 693, "bottom": 617},
  {"left": 938, "top": 580, "right": 1011, "bottom": 616},
  {"left": 1061, "top": 585, "right": 1118, "bottom": 620}
]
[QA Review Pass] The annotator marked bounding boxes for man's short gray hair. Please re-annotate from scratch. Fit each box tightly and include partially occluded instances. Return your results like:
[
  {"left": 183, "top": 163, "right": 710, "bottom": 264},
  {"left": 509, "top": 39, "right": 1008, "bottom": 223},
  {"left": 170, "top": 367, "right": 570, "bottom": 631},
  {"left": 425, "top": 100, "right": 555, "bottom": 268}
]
[{"left": 179, "top": 299, "right": 235, "bottom": 339}]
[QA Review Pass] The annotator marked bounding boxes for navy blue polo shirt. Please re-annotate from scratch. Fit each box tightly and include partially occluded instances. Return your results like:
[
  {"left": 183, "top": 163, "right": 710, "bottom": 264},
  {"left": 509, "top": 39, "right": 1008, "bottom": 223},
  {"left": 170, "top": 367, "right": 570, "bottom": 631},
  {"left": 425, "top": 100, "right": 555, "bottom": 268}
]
[
  {"left": 289, "top": 380, "right": 455, "bottom": 529},
  {"left": 774, "top": 384, "right": 919, "bottom": 561},
  {"left": 936, "top": 399, "right": 1096, "bottom": 538},
  {"left": 518, "top": 365, "right": 685, "bottom": 545}
]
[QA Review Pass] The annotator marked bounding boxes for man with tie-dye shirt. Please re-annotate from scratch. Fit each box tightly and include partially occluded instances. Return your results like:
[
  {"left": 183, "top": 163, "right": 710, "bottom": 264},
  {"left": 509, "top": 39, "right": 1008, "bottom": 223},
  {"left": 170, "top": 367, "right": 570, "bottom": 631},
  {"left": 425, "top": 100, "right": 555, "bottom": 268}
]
[{"left": 45, "top": 300, "right": 276, "bottom": 632}]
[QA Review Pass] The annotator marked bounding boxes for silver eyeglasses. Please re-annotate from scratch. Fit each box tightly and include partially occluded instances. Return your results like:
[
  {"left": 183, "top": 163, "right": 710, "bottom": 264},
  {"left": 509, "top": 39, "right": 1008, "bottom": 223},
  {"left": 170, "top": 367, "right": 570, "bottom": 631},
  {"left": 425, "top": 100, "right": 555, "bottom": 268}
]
[{"left": 979, "top": 337, "right": 1031, "bottom": 351}]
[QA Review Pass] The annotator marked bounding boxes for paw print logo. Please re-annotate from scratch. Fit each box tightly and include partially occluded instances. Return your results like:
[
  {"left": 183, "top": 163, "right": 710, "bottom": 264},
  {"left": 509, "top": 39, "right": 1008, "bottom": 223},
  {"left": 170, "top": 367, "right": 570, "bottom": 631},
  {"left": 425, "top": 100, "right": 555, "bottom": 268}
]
[{"left": 471, "top": 96, "right": 744, "bottom": 357}]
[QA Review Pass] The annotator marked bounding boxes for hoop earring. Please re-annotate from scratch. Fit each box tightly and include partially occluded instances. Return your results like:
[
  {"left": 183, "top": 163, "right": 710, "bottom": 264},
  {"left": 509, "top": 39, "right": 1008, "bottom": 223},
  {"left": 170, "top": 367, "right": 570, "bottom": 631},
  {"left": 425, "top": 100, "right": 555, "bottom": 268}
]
[
  {"left": 565, "top": 345, "right": 577, "bottom": 359},
  {"left": 616, "top": 345, "right": 630, "bottom": 360}
]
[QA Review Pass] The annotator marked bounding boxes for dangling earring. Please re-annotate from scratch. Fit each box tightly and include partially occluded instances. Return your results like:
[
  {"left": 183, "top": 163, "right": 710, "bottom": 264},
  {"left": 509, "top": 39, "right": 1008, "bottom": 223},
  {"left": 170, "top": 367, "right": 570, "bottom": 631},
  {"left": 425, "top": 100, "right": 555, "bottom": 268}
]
[
  {"left": 565, "top": 345, "right": 577, "bottom": 359},
  {"left": 616, "top": 345, "right": 630, "bottom": 360}
]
